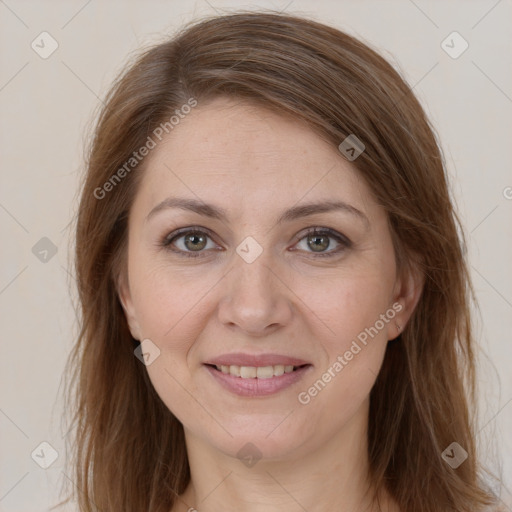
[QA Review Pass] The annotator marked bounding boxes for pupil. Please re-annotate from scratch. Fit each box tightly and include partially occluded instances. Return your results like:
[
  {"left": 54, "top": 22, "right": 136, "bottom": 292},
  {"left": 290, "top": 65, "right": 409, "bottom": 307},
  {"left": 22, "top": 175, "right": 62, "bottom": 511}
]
[
  {"left": 308, "top": 234, "right": 329, "bottom": 252},
  {"left": 185, "top": 233, "right": 206, "bottom": 251}
]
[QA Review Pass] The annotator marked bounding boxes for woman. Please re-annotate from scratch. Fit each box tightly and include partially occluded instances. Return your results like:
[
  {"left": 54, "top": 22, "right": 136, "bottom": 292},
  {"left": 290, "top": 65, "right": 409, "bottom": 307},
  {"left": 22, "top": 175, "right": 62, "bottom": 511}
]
[{"left": 60, "top": 12, "right": 502, "bottom": 512}]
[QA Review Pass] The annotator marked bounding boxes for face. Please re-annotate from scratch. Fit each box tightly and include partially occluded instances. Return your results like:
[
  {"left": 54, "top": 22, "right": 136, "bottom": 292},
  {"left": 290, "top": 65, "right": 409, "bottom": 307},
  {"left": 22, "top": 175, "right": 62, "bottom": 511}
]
[{"left": 119, "top": 97, "right": 417, "bottom": 461}]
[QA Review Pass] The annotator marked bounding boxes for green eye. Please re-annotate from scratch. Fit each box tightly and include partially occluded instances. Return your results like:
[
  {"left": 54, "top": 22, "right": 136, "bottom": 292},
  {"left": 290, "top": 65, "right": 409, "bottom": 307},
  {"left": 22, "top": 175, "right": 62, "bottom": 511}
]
[
  {"left": 181, "top": 232, "right": 208, "bottom": 251},
  {"left": 295, "top": 228, "right": 351, "bottom": 257},
  {"left": 162, "top": 228, "right": 218, "bottom": 257},
  {"left": 162, "top": 226, "right": 351, "bottom": 259},
  {"left": 307, "top": 232, "right": 330, "bottom": 252}
]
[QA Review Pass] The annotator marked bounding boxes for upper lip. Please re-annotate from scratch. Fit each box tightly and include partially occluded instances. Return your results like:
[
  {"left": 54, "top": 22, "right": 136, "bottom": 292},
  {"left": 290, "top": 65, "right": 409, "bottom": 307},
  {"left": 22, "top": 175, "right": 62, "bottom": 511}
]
[{"left": 205, "top": 353, "right": 311, "bottom": 367}]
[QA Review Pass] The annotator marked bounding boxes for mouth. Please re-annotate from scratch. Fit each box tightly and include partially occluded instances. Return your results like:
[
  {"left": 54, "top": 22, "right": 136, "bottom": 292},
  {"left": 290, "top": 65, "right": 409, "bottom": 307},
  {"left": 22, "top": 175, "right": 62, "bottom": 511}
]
[{"left": 203, "top": 360, "right": 313, "bottom": 397}]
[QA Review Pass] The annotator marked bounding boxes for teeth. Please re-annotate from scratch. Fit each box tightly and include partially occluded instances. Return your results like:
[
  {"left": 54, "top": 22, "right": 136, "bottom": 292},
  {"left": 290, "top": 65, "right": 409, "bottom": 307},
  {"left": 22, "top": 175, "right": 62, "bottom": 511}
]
[
  {"left": 214, "top": 364, "right": 299, "bottom": 378},
  {"left": 273, "top": 365, "right": 285, "bottom": 376},
  {"left": 240, "top": 366, "right": 257, "bottom": 378},
  {"left": 256, "top": 366, "right": 273, "bottom": 379}
]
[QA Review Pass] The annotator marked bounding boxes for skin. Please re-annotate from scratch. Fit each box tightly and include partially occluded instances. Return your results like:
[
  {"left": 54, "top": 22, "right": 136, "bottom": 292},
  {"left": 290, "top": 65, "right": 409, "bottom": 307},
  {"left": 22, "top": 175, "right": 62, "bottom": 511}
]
[{"left": 118, "top": 97, "right": 422, "bottom": 512}]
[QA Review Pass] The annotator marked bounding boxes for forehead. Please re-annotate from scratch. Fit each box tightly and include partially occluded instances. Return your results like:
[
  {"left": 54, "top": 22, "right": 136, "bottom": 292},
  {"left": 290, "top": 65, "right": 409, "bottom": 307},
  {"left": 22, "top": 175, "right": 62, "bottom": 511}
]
[{"left": 133, "top": 97, "right": 374, "bottom": 216}]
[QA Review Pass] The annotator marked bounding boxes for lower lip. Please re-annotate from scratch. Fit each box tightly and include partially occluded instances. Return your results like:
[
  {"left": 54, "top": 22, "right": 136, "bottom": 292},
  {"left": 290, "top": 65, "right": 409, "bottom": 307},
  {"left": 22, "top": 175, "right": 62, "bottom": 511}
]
[{"left": 204, "top": 365, "right": 312, "bottom": 397}]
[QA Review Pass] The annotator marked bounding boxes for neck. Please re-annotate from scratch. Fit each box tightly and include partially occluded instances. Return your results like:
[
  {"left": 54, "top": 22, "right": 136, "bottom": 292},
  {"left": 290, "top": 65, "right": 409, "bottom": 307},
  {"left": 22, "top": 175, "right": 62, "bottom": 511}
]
[{"left": 174, "top": 399, "right": 394, "bottom": 512}]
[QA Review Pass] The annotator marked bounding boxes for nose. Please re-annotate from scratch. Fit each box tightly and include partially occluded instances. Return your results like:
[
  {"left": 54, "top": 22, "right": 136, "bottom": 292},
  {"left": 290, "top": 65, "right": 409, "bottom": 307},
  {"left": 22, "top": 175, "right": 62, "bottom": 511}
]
[{"left": 217, "top": 250, "right": 294, "bottom": 336}]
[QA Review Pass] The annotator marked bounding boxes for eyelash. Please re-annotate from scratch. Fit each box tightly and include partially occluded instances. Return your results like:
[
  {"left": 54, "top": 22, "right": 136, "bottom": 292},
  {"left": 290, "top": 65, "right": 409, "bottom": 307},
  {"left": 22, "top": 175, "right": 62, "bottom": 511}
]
[{"left": 160, "top": 226, "right": 352, "bottom": 259}]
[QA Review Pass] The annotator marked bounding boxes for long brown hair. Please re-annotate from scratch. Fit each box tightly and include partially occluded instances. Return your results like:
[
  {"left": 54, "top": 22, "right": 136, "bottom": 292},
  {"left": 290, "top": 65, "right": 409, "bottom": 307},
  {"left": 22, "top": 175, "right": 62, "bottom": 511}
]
[{"left": 58, "top": 11, "right": 501, "bottom": 512}]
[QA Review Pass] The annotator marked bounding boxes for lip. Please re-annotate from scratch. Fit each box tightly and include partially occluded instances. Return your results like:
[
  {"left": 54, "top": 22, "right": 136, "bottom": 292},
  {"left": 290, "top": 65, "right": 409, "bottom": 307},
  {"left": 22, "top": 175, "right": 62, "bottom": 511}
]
[
  {"left": 205, "top": 353, "right": 310, "bottom": 367},
  {"left": 204, "top": 365, "right": 312, "bottom": 397},
  {"left": 203, "top": 353, "right": 313, "bottom": 397}
]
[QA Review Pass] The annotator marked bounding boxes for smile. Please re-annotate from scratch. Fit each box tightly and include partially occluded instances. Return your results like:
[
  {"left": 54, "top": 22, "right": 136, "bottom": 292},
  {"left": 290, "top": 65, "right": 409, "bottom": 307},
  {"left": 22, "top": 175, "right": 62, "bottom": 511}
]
[{"left": 204, "top": 361, "right": 312, "bottom": 397}]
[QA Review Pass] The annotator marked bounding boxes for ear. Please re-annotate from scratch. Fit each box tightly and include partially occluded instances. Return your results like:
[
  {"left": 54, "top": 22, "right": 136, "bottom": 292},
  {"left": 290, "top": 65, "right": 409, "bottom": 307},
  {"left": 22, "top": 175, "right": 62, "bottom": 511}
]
[
  {"left": 116, "top": 269, "right": 142, "bottom": 341},
  {"left": 389, "top": 262, "right": 424, "bottom": 340}
]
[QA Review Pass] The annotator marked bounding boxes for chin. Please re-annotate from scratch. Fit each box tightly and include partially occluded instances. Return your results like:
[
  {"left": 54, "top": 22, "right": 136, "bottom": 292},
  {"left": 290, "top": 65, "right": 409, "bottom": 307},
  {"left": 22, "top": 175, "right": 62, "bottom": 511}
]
[{"left": 195, "top": 416, "right": 316, "bottom": 462}]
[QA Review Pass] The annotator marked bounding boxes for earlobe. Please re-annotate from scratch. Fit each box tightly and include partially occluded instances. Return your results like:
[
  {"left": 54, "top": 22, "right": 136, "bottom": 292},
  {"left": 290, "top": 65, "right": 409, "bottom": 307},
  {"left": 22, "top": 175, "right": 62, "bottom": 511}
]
[{"left": 116, "top": 272, "right": 142, "bottom": 341}]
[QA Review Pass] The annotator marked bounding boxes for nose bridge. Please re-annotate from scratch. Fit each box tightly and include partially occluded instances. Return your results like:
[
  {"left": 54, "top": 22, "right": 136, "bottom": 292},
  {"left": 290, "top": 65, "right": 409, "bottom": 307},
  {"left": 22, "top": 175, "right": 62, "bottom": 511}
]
[
  {"left": 217, "top": 241, "right": 292, "bottom": 333},
  {"left": 234, "top": 247, "right": 275, "bottom": 295}
]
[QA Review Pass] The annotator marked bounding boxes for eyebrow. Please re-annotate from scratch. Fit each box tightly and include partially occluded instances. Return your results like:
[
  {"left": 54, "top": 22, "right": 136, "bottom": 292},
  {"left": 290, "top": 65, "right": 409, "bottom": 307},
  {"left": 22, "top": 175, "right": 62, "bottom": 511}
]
[{"left": 146, "top": 197, "right": 369, "bottom": 226}]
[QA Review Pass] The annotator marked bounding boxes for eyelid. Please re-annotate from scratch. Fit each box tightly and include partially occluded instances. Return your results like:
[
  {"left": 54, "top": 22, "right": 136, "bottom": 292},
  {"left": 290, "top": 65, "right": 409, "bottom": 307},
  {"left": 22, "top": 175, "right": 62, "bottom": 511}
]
[
  {"left": 295, "top": 226, "right": 352, "bottom": 246},
  {"left": 162, "top": 226, "right": 217, "bottom": 245},
  {"left": 291, "top": 227, "right": 352, "bottom": 257},
  {"left": 161, "top": 226, "right": 222, "bottom": 257}
]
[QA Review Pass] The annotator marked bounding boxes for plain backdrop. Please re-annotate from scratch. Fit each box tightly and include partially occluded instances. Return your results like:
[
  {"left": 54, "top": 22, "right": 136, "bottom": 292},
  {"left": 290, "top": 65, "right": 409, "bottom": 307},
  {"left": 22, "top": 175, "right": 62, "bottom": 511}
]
[{"left": 0, "top": 0, "right": 511, "bottom": 510}]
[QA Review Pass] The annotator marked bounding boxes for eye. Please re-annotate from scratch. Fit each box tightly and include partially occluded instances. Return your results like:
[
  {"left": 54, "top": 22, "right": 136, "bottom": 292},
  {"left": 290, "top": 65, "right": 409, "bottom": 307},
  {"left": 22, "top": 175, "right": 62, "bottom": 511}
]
[
  {"left": 293, "top": 227, "right": 351, "bottom": 257},
  {"left": 161, "top": 227, "right": 220, "bottom": 257},
  {"left": 161, "top": 226, "right": 351, "bottom": 259}
]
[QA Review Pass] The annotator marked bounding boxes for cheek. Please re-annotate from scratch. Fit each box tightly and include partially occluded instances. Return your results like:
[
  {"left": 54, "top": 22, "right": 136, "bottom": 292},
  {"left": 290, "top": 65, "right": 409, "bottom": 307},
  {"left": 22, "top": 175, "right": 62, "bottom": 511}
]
[
  {"left": 296, "top": 301, "right": 390, "bottom": 439},
  {"left": 130, "top": 259, "right": 217, "bottom": 341},
  {"left": 295, "top": 264, "right": 395, "bottom": 407},
  {"left": 303, "top": 267, "right": 395, "bottom": 348},
  {"left": 130, "top": 266, "right": 213, "bottom": 420}
]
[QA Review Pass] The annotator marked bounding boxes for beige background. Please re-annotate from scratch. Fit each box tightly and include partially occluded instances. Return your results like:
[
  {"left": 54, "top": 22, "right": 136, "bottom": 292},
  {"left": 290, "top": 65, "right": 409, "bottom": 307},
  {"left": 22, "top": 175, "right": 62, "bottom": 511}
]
[{"left": 0, "top": 0, "right": 511, "bottom": 510}]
